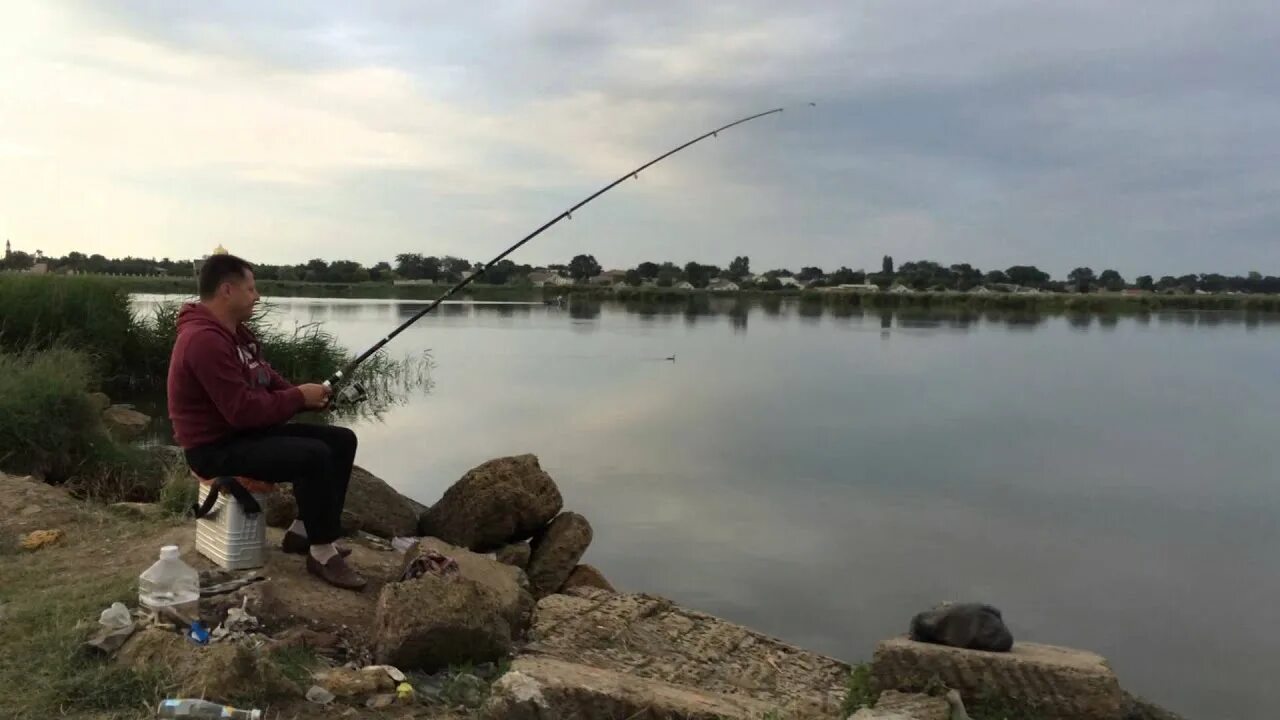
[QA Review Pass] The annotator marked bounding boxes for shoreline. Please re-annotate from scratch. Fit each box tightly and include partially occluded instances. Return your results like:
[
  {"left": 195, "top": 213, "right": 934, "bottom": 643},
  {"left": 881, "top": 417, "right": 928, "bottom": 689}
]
[{"left": 86, "top": 273, "right": 1280, "bottom": 314}]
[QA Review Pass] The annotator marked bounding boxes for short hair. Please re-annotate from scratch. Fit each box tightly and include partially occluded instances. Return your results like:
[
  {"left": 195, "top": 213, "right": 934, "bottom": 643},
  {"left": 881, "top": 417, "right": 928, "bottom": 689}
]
[{"left": 199, "top": 253, "right": 253, "bottom": 300}]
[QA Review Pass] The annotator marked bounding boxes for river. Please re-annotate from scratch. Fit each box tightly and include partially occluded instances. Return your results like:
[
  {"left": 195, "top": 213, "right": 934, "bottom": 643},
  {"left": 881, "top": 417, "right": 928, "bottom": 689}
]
[{"left": 132, "top": 293, "right": 1280, "bottom": 718}]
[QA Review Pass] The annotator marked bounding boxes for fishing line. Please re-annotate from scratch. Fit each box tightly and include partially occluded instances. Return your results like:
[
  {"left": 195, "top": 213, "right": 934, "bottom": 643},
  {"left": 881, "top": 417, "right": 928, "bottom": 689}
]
[{"left": 324, "top": 103, "right": 810, "bottom": 404}]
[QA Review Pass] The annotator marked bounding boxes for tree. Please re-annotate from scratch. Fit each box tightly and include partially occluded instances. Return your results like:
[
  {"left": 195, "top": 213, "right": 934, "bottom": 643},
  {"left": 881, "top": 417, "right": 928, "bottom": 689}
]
[
  {"left": 1068, "top": 267, "right": 1095, "bottom": 293},
  {"left": 882, "top": 255, "right": 894, "bottom": 274},
  {"left": 1136, "top": 275, "right": 1154, "bottom": 291},
  {"left": 684, "top": 262, "right": 716, "bottom": 288},
  {"left": 1005, "top": 266, "right": 1050, "bottom": 288},
  {"left": 728, "top": 255, "right": 750, "bottom": 280},
  {"left": 984, "top": 270, "right": 1009, "bottom": 285},
  {"left": 568, "top": 254, "right": 601, "bottom": 281},
  {"left": 796, "top": 266, "right": 824, "bottom": 283},
  {"left": 636, "top": 261, "right": 661, "bottom": 279},
  {"left": 624, "top": 269, "right": 643, "bottom": 286},
  {"left": 1098, "top": 269, "right": 1125, "bottom": 291},
  {"left": 829, "top": 266, "right": 858, "bottom": 285},
  {"left": 761, "top": 276, "right": 782, "bottom": 291},
  {"left": 395, "top": 253, "right": 425, "bottom": 280},
  {"left": 369, "top": 261, "right": 392, "bottom": 281}
]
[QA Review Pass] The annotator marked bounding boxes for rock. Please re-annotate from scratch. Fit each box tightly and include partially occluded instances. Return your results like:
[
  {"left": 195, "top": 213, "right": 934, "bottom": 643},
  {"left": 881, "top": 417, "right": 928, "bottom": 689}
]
[
  {"left": 1124, "top": 692, "right": 1188, "bottom": 720},
  {"left": 118, "top": 628, "right": 299, "bottom": 704},
  {"left": 525, "top": 589, "right": 849, "bottom": 716},
  {"left": 560, "top": 563, "right": 614, "bottom": 594},
  {"left": 418, "top": 454, "right": 563, "bottom": 550},
  {"left": 526, "top": 512, "right": 592, "bottom": 598},
  {"left": 365, "top": 693, "right": 397, "bottom": 709},
  {"left": 193, "top": 526, "right": 406, "bottom": 637},
  {"left": 495, "top": 542, "right": 531, "bottom": 569},
  {"left": 482, "top": 656, "right": 777, "bottom": 720},
  {"left": 87, "top": 391, "right": 111, "bottom": 413},
  {"left": 306, "top": 685, "right": 336, "bottom": 705},
  {"left": 266, "top": 627, "right": 340, "bottom": 655},
  {"left": 871, "top": 636, "right": 1128, "bottom": 720},
  {"left": 102, "top": 404, "right": 151, "bottom": 440},
  {"left": 870, "top": 690, "right": 950, "bottom": 720},
  {"left": 262, "top": 485, "right": 297, "bottom": 528},
  {"left": 909, "top": 602, "right": 1014, "bottom": 652},
  {"left": 20, "top": 528, "right": 64, "bottom": 550},
  {"left": 372, "top": 537, "right": 534, "bottom": 672},
  {"left": 314, "top": 666, "right": 396, "bottom": 697},
  {"left": 258, "top": 465, "right": 417, "bottom": 538},
  {"left": 108, "top": 502, "right": 166, "bottom": 520}
]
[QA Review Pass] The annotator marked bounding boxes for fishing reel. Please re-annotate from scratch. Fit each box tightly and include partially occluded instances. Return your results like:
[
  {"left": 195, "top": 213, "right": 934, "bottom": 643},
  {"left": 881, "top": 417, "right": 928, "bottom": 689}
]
[
  {"left": 321, "top": 375, "right": 368, "bottom": 409},
  {"left": 331, "top": 381, "right": 368, "bottom": 407}
]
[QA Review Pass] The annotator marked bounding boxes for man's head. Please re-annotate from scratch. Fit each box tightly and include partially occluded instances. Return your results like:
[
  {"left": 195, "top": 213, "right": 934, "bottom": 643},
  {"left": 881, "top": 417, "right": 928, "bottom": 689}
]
[{"left": 199, "top": 253, "right": 259, "bottom": 323}]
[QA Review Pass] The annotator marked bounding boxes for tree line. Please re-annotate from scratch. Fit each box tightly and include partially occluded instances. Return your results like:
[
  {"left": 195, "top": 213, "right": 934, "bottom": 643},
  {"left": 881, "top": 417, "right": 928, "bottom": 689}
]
[{"left": 2, "top": 244, "right": 1277, "bottom": 294}]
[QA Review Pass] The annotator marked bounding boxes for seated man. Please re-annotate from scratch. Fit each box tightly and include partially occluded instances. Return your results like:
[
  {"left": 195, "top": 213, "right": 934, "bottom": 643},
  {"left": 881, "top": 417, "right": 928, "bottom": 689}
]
[{"left": 167, "top": 253, "right": 366, "bottom": 590}]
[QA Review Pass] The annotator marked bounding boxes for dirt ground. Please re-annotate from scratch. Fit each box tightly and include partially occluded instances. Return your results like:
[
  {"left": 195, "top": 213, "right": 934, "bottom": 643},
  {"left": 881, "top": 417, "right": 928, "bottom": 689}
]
[{"left": 0, "top": 472, "right": 472, "bottom": 720}]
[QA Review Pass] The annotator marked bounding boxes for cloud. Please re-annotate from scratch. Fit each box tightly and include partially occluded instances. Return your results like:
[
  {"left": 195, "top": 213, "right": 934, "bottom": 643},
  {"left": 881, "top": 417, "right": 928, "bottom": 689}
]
[{"left": 1, "top": 1, "right": 1277, "bottom": 275}]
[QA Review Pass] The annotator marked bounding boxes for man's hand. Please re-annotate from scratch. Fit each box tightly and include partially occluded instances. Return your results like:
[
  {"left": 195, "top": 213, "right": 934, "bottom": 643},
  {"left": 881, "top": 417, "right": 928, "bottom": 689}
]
[{"left": 298, "top": 383, "right": 331, "bottom": 409}]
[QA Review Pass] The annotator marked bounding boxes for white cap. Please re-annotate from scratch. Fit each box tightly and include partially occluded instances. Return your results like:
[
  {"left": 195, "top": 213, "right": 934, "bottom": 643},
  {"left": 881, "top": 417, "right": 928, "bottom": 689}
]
[{"left": 160, "top": 545, "right": 179, "bottom": 560}]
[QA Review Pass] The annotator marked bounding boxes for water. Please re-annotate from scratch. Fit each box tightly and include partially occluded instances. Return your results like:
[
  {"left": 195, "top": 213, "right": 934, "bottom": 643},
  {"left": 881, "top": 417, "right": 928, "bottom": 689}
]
[{"left": 132, "top": 294, "right": 1280, "bottom": 718}]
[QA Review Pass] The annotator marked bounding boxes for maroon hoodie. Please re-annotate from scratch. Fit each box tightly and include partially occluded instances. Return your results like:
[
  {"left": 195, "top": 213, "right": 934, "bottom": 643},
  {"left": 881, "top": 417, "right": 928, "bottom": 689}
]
[{"left": 166, "top": 303, "right": 305, "bottom": 449}]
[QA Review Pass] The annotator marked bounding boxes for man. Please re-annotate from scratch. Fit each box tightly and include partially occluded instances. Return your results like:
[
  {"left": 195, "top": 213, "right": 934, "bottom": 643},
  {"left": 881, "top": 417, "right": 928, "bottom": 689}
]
[{"left": 167, "top": 253, "right": 366, "bottom": 590}]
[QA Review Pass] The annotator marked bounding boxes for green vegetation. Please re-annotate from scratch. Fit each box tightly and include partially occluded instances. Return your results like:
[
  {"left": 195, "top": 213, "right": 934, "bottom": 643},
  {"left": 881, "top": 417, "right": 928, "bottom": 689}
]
[
  {"left": 0, "top": 347, "right": 163, "bottom": 495},
  {"left": 0, "top": 531, "right": 170, "bottom": 720},
  {"left": 0, "top": 274, "right": 431, "bottom": 499},
  {"left": 841, "top": 663, "right": 877, "bottom": 715}
]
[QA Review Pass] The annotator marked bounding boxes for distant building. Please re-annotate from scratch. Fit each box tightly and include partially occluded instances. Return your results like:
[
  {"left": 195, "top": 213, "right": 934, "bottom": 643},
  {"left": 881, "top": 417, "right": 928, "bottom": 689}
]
[
  {"left": 888, "top": 283, "right": 914, "bottom": 294},
  {"left": 707, "top": 278, "right": 739, "bottom": 292},
  {"left": 674, "top": 281, "right": 695, "bottom": 290},
  {"left": 776, "top": 276, "right": 801, "bottom": 288},
  {"left": 588, "top": 269, "right": 629, "bottom": 286}
]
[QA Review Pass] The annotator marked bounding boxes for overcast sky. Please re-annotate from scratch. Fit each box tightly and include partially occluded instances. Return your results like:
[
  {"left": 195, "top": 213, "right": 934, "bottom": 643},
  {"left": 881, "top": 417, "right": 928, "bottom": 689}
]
[{"left": 1, "top": 1, "right": 1277, "bottom": 278}]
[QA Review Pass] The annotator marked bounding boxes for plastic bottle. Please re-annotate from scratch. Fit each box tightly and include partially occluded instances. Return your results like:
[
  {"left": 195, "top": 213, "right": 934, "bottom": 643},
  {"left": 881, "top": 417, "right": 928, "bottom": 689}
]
[
  {"left": 138, "top": 545, "right": 200, "bottom": 625},
  {"left": 155, "top": 698, "right": 261, "bottom": 719}
]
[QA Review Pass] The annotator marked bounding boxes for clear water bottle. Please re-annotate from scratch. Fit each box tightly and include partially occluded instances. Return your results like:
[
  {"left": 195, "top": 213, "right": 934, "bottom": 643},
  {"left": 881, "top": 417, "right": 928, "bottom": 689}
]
[
  {"left": 156, "top": 698, "right": 261, "bottom": 719},
  {"left": 139, "top": 545, "right": 200, "bottom": 625}
]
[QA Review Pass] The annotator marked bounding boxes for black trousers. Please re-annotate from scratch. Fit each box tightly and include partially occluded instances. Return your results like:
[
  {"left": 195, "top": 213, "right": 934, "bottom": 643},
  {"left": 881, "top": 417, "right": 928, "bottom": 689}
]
[{"left": 185, "top": 423, "right": 357, "bottom": 545}]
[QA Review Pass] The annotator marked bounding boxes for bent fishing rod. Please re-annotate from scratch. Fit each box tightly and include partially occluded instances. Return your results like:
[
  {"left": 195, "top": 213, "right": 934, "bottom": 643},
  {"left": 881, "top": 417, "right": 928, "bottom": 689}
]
[{"left": 323, "top": 104, "right": 801, "bottom": 405}]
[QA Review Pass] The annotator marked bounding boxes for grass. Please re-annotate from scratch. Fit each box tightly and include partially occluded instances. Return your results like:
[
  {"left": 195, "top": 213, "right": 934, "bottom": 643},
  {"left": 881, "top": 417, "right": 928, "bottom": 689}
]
[
  {"left": 841, "top": 663, "right": 876, "bottom": 716},
  {"left": 0, "top": 519, "right": 174, "bottom": 720}
]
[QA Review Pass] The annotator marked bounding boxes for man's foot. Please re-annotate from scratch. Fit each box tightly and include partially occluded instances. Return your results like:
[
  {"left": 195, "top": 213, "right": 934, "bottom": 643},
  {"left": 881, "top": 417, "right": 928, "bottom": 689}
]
[
  {"left": 306, "top": 553, "right": 367, "bottom": 591},
  {"left": 281, "top": 531, "right": 351, "bottom": 557}
]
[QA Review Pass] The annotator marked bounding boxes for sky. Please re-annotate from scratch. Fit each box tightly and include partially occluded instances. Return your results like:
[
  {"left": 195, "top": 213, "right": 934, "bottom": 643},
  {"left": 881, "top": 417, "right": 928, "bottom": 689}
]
[{"left": 0, "top": 1, "right": 1277, "bottom": 279}]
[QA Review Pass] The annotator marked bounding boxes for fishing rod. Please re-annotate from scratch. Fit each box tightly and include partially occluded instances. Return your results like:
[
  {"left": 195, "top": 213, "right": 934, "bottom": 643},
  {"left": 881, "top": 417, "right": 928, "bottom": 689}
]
[{"left": 323, "top": 104, "right": 801, "bottom": 405}]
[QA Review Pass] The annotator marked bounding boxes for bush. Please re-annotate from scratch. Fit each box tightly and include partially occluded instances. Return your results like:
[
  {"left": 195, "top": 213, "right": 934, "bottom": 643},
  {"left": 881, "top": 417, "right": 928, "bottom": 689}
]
[
  {"left": 0, "top": 347, "right": 104, "bottom": 478},
  {"left": 0, "top": 347, "right": 160, "bottom": 495},
  {"left": 0, "top": 275, "right": 139, "bottom": 382}
]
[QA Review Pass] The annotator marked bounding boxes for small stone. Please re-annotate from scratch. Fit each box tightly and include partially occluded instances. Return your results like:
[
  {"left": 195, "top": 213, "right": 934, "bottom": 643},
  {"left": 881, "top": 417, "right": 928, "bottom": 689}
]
[
  {"left": 102, "top": 405, "right": 151, "bottom": 441},
  {"left": 560, "top": 563, "right": 615, "bottom": 594},
  {"left": 306, "top": 685, "right": 336, "bottom": 705},
  {"left": 315, "top": 666, "right": 395, "bottom": 697},
  {"left": 366, "top": 693, "right": 397, "bottom": 709},
  {"left": 20, "top": 529, "right": 64, "bottom": 550},
  {"left": 87, "top": 391, "right": 111, "bottom": 413},
  {"left": 20, "top": 505, "right": 41, "bottom": 517}
]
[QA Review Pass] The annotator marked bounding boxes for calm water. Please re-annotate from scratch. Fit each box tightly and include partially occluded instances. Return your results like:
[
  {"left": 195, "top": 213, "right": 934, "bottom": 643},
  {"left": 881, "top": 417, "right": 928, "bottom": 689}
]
[{"left": 135, "top": 294, "right": 1280, "bottom": 719}]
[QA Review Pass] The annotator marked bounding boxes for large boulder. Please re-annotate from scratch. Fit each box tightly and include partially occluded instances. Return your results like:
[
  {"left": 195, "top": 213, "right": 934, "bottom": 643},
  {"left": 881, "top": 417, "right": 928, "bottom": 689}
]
[
  {"left": 482, "top": 656, "right": 777, "bottom": 720},
  {"left": 260, "top": 465, "right": 419, "bottom": 539},
  {"left": 102, "top": 405, "right": 150, "bottom": 441},
  {"left": 495, "top": 541, "right": 531, "bottom": 569},
  {"left": 526, "top": 512, "right": 592, "bottom": 598},
  {"left": 525, "top": 588, "right": 849, "bottom": 716},
  {"left": 372, "top": 537, "right": 534, "bottom": 671},
  {"left": 871, "top": 636, "right": 1128, "bottom": 720},
  {"left": 418, "top": 454, "right": 562, "bottom": 551}
]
